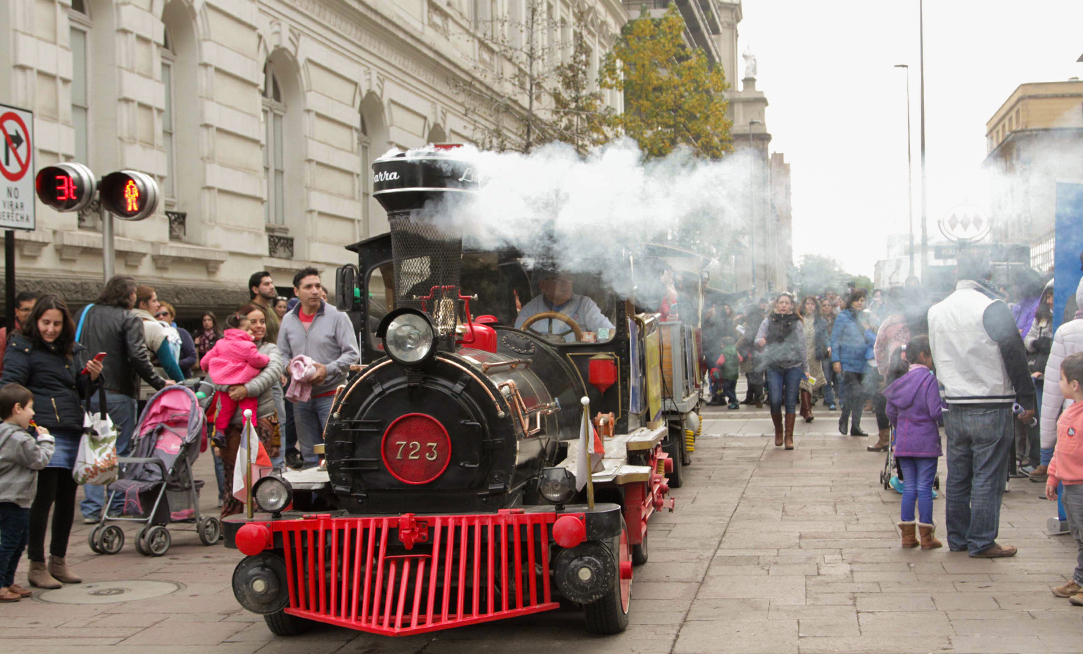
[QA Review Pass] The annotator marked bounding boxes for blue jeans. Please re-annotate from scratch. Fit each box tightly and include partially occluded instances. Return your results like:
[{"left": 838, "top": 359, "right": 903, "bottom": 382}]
[
  {"left": 820, "top": 360, "right": 837, "bottom": 405},
  {"left": 0, "top": 503, "right": 30, "bottom": 587},
  {"left": 898, "top": 457, "right": 939, "bottom": 523},
  {"left": 81, "top": 391, "right": 139, "bottom": 519},
  {"left": 1061, "top": 484, "right": 1083, "bottom": 585},
  {"left": 945, "top": 404, "right": 1014, "bottom": 555},
  {"left": 293, "top": 394, "right": 335, "bottom": 468},
  {"left": 766, "top": 366, "right": 804, "bottom": 414},
  {"left": 213, "top": 447, "right": 227, "bottom": 500},
  {"left": 840, "top": 371, "right": 866, "bottom": 431},
  {"left": 721, "top": 379, "right": 738, "bottom": 404}
]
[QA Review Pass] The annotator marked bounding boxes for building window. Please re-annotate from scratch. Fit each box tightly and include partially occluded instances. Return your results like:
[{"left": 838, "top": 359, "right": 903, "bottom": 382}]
[
  {"left": 359, "top": 113, "right": 370, "bottom": 237},
  {"left": 161, "top": 30, "right": 176, "bottom": 200},
  {"left": 70, "top": 2, "right": 90, "bottom": 166},
  {"left": 263, "top": 62, "right": 286, "bottom": 227}
]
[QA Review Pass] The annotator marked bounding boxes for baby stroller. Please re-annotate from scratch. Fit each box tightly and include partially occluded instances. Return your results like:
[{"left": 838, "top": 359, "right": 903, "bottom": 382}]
[
  {"left": 88, "top": 385, "right": 221, "bottom": 557},
  {"left": 880, "top": 426, "right": 941, "bottom": 495}
]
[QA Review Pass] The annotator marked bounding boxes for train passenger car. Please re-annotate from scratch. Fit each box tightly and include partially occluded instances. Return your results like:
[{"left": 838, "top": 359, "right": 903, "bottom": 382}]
[{"left": 224, "top": 147, "right": 703, "bottom": 638}]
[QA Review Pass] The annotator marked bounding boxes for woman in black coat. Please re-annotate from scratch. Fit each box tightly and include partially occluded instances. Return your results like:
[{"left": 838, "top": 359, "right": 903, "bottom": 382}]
[{"left": 0, "top": 294, "right": 102, "bottom": 589}]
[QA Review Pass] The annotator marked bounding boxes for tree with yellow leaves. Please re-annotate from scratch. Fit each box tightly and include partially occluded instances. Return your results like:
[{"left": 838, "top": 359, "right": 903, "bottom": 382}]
[{"left": 600, "top": 5, "right": 733, "bottom": 159}]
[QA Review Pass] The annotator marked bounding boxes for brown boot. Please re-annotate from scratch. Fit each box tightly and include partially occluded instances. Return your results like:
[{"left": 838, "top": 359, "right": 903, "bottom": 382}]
[
  {"left": 784, "top": 413, "right": 795, "bottom": 450},
  {"left": 48, "top": 556, "right": 82, "bottom": 584},
  {"left": 27, "top": 561, "right": 61, "bottom": 589},
  {"left": 800, "top": 390, "right": 814, "bottom": 423},
  {"left": 771, "top": 411, "right": 784, "bottom": 446},
  {"left": 898, "top": 521, "right": 919, "bottom": 548},
  {"left": 918, "top": 523, "right": 943, "bottom": 549},
  {"left": 868, "top": 428, "right": 891, "bottom": 452}
]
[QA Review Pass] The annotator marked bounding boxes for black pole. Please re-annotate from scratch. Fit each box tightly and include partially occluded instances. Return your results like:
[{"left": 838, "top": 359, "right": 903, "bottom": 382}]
[{"left": 5, "top": 230, "right": 15, "bottom": 334}]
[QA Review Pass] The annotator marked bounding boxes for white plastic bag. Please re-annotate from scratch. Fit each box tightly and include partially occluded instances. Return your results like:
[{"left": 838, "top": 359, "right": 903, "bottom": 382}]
[{"left": 73, "top": 386, "right": 118, "bottom": 485}]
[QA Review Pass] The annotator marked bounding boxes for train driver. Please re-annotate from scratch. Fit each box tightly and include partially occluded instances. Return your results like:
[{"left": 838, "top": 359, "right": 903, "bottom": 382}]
[{"left": 514, "top": 270, "right": 615, "bottom": 341}]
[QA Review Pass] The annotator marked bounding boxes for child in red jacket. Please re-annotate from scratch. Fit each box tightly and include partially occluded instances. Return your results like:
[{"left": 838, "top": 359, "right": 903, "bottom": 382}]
[
  {"left": 1047, "top": 352, "right": 1083, "bottom": 605},
  {"left": 200, "top": 315, "right": 269, "bottom": 445}
]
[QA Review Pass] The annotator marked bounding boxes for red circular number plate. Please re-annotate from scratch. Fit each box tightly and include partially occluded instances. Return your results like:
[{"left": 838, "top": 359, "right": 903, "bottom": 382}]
[{"left": 381, "top": 414, "right": 452, "bottom": 485}]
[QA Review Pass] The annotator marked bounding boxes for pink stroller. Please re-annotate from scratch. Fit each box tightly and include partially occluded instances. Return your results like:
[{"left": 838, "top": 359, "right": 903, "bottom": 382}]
[{"left": 88, "top": 385, "right": 220, "bottom": 557}]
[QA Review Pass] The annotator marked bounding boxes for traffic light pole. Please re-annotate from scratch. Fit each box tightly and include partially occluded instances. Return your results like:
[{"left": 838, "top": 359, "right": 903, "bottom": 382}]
[
  {"left": 5, "top": 230, "right": 15, "bottom": 334},
  {"left": 101, "top": 204, "right": 115, "bottom": 282}
]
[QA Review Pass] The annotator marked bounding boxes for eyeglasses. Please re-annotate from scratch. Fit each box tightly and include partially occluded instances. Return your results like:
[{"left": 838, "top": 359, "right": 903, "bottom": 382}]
[{"left": 155, "top": 311, "right": 170, "bottom": 319}]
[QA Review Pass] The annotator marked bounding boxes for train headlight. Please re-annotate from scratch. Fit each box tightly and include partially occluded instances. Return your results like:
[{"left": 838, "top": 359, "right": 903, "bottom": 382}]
[
  {"left": 377, "top": 309, "right": 436, "bottom": 366},
  {"left": 540, "top": 467, "right": 577, "bottom": 506},
  {"left": 252, "top": 477, "right": 292, "bottom": 515}
]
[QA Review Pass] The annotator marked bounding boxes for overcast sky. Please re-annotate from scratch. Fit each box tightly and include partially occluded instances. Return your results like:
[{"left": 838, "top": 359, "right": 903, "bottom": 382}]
[{"left": 735, "top": 0, "right": 1083, "bottom": 277}]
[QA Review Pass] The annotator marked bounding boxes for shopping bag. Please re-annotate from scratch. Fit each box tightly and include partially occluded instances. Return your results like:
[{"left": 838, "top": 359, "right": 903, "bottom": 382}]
[{"left": 73, "top": 384, "right": 118, "bottom": 485}]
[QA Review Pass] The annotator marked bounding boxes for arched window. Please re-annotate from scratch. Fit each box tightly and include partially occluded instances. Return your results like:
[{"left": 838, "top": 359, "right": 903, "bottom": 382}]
[
  {"left": 263, "top": 62, "right": 286, "bottom": 226},
  {"left": 358, "top": 113, "right": 370, "bottom": 238},
  {"left": 70, "top": 0, "right": 90, "bottom": 166},
  {"left": 161, "top": 29, "right": 176, "bottom": 200}
]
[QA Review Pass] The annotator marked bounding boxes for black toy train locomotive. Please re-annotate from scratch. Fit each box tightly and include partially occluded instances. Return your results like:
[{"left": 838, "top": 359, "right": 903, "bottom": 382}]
[{"left": 224, "top": 146, "right": 704, "bottom": 637}]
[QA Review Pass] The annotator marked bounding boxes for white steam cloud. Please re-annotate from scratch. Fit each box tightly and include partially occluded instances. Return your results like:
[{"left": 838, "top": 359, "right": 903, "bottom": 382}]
[{"left": 389, "top": 139, "right": 763, "bottom": 294}]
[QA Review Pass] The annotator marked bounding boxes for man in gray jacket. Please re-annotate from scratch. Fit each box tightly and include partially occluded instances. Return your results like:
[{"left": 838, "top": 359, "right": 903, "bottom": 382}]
[
  {"left": 929, "top": 251, "right": 1035, "bottom": 558},
  {"left": 278, "top": 267, "right": 359, "bottom": 468}
]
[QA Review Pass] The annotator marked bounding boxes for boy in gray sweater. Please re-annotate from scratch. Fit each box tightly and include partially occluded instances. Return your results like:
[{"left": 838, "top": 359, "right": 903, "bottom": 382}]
[{"left": 0, "top": 384, "right": 55, "bottom": 601}]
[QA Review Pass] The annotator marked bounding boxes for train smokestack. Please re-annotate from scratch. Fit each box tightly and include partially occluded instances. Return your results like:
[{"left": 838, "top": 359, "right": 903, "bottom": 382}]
[{"left": 372, "top": 147, "right": 478, "bottom": 335}]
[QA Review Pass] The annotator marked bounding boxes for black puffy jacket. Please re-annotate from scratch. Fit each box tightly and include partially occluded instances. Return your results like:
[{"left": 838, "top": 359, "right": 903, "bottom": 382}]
[
  {"left": 0, "top": 333, "right": 92, "bottom": 433},
  {"left": 75, "top": 304, "right": 165, "bottom": 398}
]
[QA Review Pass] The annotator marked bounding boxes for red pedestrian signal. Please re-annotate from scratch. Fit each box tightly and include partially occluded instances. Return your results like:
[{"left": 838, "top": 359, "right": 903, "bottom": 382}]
[
  {"left": 35, "top": 163, "right": 96, "bottom": 212},
  {"left": 99, "top": 170, "right": 159, "bottom": 221}
]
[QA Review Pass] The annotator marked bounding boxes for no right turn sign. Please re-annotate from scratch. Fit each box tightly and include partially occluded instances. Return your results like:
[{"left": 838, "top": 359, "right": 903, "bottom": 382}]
[{"left": 0, "top": 103, "right": 35, "bottom": 231}]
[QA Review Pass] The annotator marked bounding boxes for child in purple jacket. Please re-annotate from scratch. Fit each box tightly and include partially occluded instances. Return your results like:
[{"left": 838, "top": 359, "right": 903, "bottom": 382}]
[{"left": 883, "top": 335, "right": 944, "bottom": 550}]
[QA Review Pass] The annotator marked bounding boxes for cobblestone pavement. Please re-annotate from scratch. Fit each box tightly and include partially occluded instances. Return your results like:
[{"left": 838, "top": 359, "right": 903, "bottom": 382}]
[{"left": 5, "top": 404, "right": 1083, "bottom": 653}]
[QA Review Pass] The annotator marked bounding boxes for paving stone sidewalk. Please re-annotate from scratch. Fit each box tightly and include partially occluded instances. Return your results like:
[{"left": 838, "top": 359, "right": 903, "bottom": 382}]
[{"left": 4, "top": 404, "right": 1082, "bottom": 653}]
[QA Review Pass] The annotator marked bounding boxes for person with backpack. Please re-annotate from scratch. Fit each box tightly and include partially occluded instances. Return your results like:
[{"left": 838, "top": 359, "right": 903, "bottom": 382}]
[{"left": 75, "top": 276, "right": 173, "bottom": 523}]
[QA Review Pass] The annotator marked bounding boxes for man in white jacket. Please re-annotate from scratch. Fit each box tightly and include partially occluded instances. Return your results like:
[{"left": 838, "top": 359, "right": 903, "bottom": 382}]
[{"left": 1036, "top": 278, "right": 1083, "bottom": 482}]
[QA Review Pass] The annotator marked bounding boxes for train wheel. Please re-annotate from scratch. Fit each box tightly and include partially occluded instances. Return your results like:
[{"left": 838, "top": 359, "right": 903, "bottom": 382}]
[
  {"left": 631, "top": 527, "right": 649, "bottom": 566},
  {"left": 583, "top": 518, "right": 631, "bottom": 634},
  {"left": 264, "top": 610, "right": 313, "bottom": 637}
]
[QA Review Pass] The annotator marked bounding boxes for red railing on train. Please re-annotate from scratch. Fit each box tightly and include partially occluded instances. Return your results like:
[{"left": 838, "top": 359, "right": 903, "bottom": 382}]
[{"left": 274, "top": 510, "right": 572, "bottom": 635}]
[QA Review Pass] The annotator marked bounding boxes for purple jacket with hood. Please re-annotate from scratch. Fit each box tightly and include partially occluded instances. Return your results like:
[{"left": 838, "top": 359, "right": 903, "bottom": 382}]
[{"left": 884, "top": 364, "right": 944, "bottom": 457}]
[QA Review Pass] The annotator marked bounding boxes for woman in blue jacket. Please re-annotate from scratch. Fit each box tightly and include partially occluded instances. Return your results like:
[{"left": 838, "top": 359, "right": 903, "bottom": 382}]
[{"left": 831, "top": 288, "right": 876, "bottom": 437}]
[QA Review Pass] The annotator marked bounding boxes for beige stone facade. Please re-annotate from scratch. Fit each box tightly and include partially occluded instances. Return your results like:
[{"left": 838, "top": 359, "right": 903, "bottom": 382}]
[
  {"left": 984, "top": 80, "right": 1083, "bottom": 261},
  {"left": 0, "top": 0, "right": 627, "bottom": 316}
]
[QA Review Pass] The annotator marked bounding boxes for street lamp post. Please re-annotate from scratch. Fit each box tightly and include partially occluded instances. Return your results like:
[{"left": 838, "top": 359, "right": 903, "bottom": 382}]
[
  {"left": 919, "top": 0, "right": 928, "bottom": 281},
  {"left": 895, "top": 64, "right": 915, "bottom": 275},
  {"left": 748, "top": 118, "right": 762, "bottom": 296}
]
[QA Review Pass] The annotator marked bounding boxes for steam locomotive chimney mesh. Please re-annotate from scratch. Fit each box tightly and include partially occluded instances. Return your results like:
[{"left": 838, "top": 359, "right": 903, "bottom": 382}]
[{"left": 389, "top": 211, "right": 463, "bottom": 335}]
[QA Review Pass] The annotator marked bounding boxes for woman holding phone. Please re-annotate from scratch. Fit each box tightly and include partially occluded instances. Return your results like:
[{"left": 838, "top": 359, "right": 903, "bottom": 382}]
[{"left": 0, "top": 294, "right": 102, "bottom": 588}]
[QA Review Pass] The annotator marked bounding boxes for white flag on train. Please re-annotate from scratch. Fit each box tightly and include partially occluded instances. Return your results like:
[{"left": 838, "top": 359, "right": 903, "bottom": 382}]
[{"left": 575, "top": 403, "right": 605, "bottom": 491}]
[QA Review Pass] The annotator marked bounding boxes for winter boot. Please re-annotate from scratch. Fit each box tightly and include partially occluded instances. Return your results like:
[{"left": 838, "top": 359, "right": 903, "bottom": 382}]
[
  {"left": 898, "top": 521, "right": 919, "bottom": 548},
  {"left": 784, "top": 413, "right": 795, "bottom": 450},
  {"left": 918, "top": 523, "right": 943, "bottom": 549},
  {"left": 27, "top": 561, "right": 61, "bottom": 589},
  {"left": 771, "top": 411, "right": 784, "bottom": 447},
  {"left": 48, "top": 556, "right": 82, "bottom": 584},
  {"left": 800, "top": 389, "right": 814, "bottom": 423},
  {"left": 868, "top": 429, "right": 891, "bottom": 452}
]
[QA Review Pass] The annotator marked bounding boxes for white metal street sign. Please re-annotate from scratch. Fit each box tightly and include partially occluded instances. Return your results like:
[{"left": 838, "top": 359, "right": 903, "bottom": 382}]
[{"left": 0, "top": 103, "right": 34, "bottom": 231}]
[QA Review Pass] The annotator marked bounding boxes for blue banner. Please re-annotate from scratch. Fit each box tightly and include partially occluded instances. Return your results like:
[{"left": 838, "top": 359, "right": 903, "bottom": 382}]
[{"left": 1053, "top": 182, "right": 1083, "bottom": 333}]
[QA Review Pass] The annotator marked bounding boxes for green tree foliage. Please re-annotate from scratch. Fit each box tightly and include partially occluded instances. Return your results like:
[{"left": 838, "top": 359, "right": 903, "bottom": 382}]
[
  {"left": 792, "top": 254, "right": 849, "bottom": 298},
  {"left": 600, "top": 5, "right": 732, "bottom": 159},
  {"left": 546, "top": 24, "right": 611, "bottom": 153}
]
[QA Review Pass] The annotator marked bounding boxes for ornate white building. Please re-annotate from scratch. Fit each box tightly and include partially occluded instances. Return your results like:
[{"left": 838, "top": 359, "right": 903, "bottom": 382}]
[{"left": 0, "top": 0, "right": 628, "bottom": 314}]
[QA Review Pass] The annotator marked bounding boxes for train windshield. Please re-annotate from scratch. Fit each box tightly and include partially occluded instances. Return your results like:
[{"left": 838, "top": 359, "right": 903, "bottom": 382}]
[{"left": 364, "top": 252, "right": 620, "bottom": 347}]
